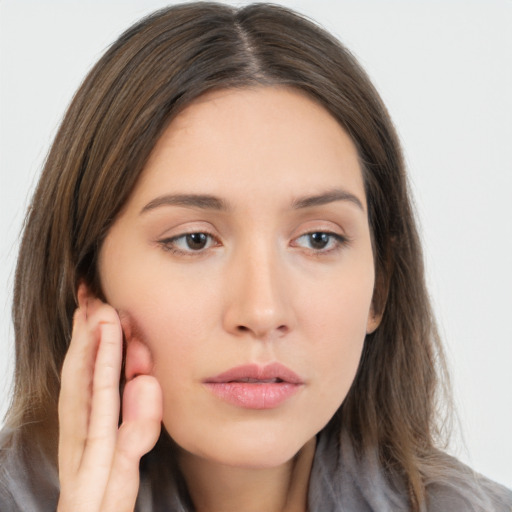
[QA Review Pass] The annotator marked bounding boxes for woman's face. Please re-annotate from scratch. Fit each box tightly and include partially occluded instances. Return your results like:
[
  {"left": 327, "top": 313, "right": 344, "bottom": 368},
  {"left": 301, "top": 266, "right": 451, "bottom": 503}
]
[{"left": 99, "top": 87, "right": 378, "bottom": 469}]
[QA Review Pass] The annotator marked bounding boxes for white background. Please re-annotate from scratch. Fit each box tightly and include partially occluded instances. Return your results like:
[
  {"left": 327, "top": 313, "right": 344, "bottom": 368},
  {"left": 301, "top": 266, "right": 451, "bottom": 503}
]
[{"left": 1, "top": 0, "right": 511, "bottom": 489}]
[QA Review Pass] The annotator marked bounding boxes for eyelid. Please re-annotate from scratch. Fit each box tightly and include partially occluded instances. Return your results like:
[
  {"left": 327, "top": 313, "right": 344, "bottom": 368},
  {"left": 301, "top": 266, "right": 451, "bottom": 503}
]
[
  {"left": 158, "top": 229, "right": 221, "bottom": 256},
  {"left": 289, "top": 216, "right": 353, "bottom": 255},
  {"left": 291, "top": 230, "right": 349, "bottom": 251}
]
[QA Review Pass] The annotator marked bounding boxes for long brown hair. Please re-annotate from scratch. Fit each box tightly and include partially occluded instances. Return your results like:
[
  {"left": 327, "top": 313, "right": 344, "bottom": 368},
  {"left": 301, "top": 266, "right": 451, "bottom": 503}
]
[{"left": 7, "top": 3, "right": 450, "bottom": 509}]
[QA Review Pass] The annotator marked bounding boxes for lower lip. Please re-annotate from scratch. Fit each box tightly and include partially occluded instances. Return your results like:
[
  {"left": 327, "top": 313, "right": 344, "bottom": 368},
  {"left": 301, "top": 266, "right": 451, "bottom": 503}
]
[{"left": 204, "top": 382, "right": 302, "bottom": 409}]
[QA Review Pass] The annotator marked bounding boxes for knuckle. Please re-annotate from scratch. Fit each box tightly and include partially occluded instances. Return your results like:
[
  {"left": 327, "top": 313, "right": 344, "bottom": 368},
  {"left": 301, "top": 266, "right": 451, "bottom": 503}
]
[
  {"left": 91, "top": 303, "right": 119, "bottom": 325},
  {"left": 93, "top": 378, "right": 119, "bottom": 395}
]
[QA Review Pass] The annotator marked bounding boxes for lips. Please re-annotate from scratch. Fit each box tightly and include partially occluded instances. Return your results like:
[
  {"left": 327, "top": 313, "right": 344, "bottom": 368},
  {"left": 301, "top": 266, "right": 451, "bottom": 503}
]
[
  {"left": 203, "top": 363, "right": 304, "bottom": 409},
  {"left": 205, "top": 363, "right": 303, "bottom": 385}
]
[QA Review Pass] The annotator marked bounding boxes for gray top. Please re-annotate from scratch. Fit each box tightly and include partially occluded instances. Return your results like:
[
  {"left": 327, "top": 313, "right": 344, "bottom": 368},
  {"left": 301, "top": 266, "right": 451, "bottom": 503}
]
[{"left": 1, "top": 425, "right": 511, "bottom": 511}]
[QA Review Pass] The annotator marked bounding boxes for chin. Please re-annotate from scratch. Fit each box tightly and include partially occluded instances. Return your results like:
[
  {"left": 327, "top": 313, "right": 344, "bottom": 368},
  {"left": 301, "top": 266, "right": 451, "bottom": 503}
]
[
  {"left": 219, "top": 444, "right": 303, "bottom": 470},
  {"left": 174, "top": 424, "right": 311, "bottom": 470}
]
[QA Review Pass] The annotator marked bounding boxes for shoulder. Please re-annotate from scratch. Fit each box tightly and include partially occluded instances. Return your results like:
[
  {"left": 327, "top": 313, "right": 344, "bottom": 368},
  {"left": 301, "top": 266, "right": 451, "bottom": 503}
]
[
  {"left": 309, "top": 426, "right": 512, "bottom": 512},
  {"left": 0, "top": 479, "right": 17, "bottom": 512},
  {"left": 0, "top": 429, "right": 17, "bottom": 508},
  {"left": 424, "top": 453, "right": 512, "bottom": 512},
  {"left": 0, "top": 429, "right": 22, "bottom": 512},
  {"left": 0, "top": 427, "right": 60, "bottom": 512}
]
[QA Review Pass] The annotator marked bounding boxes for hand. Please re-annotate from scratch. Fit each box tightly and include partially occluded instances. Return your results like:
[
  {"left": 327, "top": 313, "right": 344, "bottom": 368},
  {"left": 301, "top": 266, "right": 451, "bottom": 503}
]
[{"left": 57, "top": 285, "right": 163, "bottom": 512}]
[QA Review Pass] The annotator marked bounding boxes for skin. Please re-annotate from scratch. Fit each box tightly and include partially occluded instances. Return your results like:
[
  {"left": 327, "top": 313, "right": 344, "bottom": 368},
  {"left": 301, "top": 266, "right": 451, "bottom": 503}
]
[{"left": 58, "top": 86, "right": 379, "bottom": 512}]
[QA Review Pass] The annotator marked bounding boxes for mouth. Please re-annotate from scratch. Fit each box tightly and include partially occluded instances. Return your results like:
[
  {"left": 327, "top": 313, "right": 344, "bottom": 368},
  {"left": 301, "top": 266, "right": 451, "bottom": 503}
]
[
  {"left": 203, "top": 363, "right": 304, "bottom": 409},
  {"left": 228, "top": 377, "right": 284, "bottom": 383}
]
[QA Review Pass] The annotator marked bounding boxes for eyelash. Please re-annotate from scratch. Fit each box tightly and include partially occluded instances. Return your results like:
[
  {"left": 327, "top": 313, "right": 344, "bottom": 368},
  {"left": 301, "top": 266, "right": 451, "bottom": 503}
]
[
  {"left": 292, "top": 231, "right": 349, "bottom": 254},
  {"left": 158, "top": 230, "right": 349, "bottom": 257},
  {"left": 159, "top": 231, "right": 220, "bottom": 256}
]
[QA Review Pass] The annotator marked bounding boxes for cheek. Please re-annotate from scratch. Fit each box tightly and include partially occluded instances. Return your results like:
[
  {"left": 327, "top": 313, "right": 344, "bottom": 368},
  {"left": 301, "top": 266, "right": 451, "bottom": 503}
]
[
  {"left": 300, "top": 262, "right": 373, "bottom": 399},
  {"left": 117, "top": 282, "right": 219, "bottom": 389},
  {"left": 122, "top": 301, "right": 203, "bottom": 362}
]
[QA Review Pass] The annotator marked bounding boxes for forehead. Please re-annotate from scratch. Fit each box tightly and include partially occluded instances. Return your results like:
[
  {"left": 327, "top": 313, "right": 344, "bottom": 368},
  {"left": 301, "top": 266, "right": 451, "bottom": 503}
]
[{"left": 129, "top": 86, "right": 366, "bottom": 211}]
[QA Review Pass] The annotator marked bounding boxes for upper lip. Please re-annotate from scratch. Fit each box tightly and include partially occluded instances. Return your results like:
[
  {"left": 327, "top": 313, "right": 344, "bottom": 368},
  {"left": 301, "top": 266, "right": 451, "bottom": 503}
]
[{"left": 204, "top": 363, "right": 304, "bottom": 384}]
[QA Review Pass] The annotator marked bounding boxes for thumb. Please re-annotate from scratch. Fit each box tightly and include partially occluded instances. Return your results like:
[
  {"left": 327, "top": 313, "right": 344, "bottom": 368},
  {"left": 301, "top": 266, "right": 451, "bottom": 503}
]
[
  {"left": 99, "top": 376, "right": 162, "bottom": 512},
  {"left": 120, "top": 375, "right": 163, "bottom": 457}
]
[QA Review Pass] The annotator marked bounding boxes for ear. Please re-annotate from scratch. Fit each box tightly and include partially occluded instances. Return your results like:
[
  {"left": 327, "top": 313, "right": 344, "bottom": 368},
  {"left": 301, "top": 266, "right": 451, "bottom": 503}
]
[
  {"left": 76, "top": 280, "right": 91, "bottom": 307},
  {"left": 366, "top": 307, "right": 382, "bottom": 334},
  {"left": 367, "top": 262, "right": 391, "bottom": 335},
  {"left": 125, "top": 338, "right": 154, "bottom": 381}
]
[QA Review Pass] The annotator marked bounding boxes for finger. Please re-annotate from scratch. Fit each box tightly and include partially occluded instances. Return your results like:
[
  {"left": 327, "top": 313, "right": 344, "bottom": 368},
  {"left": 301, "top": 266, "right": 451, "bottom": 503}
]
[
  {"left": 58, "top": 304, "right": 97, "bottom": 475},
  {"left": 80, "top": 304, "right": 123, "bottom": 474},
  {"left": 100, "top": 376, "right": 162, "bottom": 512},
  {"left": 121, "top": 376, "right": 162, "bottom": 454}
]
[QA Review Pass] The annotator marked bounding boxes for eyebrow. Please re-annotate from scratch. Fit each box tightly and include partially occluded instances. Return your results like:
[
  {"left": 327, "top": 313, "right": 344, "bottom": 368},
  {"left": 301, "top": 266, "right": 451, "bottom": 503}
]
[
  {"left": 292, "top": 189, "right": 365, "bottom": 211},
  {"left": 140, "top": 188, "right": 364, "bottom": 215},
  {"left": 140, "top": 194, "right": 229, "bottom": 214}
]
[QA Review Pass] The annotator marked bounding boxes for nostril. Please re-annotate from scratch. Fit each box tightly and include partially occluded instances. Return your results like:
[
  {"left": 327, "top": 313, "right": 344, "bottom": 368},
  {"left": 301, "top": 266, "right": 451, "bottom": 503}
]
[{"left": 234, "top": 324, "right": 289, "bottom": 337}]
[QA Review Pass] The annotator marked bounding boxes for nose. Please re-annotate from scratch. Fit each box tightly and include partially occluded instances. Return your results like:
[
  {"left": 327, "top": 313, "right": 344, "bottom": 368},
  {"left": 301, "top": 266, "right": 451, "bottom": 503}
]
[{"left": 222, "top": 243, "right": 294, "bottom": 340}]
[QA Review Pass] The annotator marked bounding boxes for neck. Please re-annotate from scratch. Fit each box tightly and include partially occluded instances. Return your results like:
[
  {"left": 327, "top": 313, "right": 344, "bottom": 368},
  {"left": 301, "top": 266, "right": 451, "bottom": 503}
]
[{"left": 178, "top": 438, "right": 316, "bottom": 512}]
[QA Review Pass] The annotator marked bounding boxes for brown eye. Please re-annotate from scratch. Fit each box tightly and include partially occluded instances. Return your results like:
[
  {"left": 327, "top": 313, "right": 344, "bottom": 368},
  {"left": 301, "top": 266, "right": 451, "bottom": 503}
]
[
  {"left": 293, "top": 231, "right": 346, "bottom": 253},
  {"left": 185, "top": 233, "right": 209, "bottom": 250},
  {"left": 308, "top": 232, "right": 330, "bottom": 250},
  {"left": 160, "top": 232, "right": 218, "bottom": 255}
]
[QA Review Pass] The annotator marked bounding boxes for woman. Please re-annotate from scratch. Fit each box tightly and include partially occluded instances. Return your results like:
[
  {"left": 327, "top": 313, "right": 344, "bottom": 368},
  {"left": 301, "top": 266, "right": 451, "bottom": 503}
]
[{"left": 0, "top": 3, "right": 510, "bottom": 511}]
